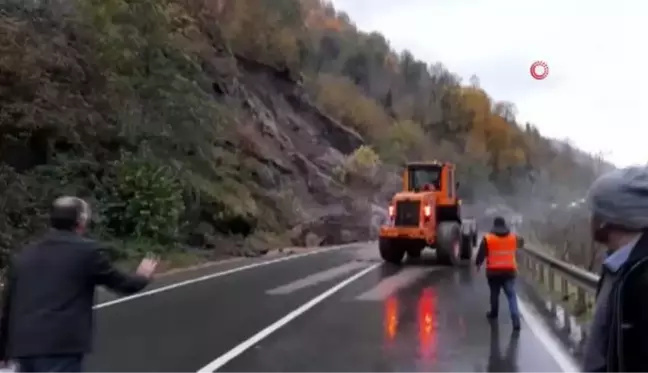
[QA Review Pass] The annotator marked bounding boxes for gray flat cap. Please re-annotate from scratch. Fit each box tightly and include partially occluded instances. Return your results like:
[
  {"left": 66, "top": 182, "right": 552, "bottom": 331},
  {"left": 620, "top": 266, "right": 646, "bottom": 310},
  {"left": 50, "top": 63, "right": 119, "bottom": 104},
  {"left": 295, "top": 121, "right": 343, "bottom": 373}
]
[{"left": 587, "top": 165, "right": 648, "bottom": 229}]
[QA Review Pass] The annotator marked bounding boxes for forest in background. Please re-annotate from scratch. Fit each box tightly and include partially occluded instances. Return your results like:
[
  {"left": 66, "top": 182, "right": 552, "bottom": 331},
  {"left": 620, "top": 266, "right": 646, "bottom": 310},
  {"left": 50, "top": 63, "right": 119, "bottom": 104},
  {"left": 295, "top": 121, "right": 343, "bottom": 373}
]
[
  {"left": 238, "top": 0, "right": 606, "bottom": 189},
  {"left": 0, "top": 0, "right": 609, "bottom": 269}
]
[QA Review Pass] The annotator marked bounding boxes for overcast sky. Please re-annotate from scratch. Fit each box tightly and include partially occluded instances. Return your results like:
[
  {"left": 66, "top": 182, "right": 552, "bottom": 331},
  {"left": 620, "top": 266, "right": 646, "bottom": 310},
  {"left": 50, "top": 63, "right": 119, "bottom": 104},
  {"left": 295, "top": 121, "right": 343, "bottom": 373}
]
[{"left": 329, "top": 0, "right": 647, "bottom": 167}]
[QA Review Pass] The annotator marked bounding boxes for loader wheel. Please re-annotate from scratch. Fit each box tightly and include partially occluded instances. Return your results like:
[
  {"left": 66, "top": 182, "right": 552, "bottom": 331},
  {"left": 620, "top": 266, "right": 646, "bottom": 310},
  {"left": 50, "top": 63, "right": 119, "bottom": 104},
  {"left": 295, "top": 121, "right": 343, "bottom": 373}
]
[
  {"left": 379, "top": 237, "right": 405, "bottom": 264},
  {"left": 436, "top": 222, "right": 461, "bottom": 266},
  {"left": 460, "top": 233, "right": 473, "bottom": 260},
  {"left": 406, "top": 242, "right": 425, "bottom": 259}
]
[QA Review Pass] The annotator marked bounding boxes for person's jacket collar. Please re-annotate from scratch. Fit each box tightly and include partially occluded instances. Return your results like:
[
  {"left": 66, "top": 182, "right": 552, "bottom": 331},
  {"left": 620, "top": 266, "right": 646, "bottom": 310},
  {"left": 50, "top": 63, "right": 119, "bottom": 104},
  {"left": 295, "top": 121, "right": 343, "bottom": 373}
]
[{"left": 604, "top": 234, "right": 642, "bottom": 273}]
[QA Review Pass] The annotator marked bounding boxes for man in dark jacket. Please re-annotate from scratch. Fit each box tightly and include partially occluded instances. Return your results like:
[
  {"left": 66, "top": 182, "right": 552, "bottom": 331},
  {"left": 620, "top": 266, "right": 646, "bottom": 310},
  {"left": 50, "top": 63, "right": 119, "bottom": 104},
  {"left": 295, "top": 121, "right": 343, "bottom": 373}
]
[
  {"left": 475, "top": 216, "right": 521, "bottom": 330},
  {"left": 582, "top": 166, "right": 648, "bottom": 372},
  {"left": 0, "top": 196, "right": 159, "bottom": 372}
]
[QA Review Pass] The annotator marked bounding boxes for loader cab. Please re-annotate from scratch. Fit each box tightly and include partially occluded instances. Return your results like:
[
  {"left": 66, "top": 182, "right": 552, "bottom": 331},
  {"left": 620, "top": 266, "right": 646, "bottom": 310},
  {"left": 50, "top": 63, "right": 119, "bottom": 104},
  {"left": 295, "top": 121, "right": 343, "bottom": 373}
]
[
  {"left": 402, "top": 161, "right": 460, "bottom": 222},
  {"left": 403, "top": 162, "right": 458, "bottom": 200},
  {"left": 406, "top": 164, "right": 442, "bottom": 192}
]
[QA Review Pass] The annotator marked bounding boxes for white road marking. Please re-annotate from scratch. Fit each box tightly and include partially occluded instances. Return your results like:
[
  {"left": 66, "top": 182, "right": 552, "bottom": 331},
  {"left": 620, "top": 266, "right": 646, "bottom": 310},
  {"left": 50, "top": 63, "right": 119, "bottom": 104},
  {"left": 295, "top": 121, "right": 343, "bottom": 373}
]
[
  {"left": 96, "top": 257, "right": 246, "bottom": 299},
  {"left": 267, "top": 261, "right": 368, "bottom": 295},
  {"left": 355, "top": 266, "right": 439, "bottom": 301},
  {"left": 157, "top": 257, "right": 245, "bottom": 277},
  {"left": 196, "top": 263, "right": 381, "bottom": 372},
  {"left": 517, "top": 296, "right": 581, "bottom": 372},
  {"left": 94, "top": 242, "right": 367, "bottom": 310}
]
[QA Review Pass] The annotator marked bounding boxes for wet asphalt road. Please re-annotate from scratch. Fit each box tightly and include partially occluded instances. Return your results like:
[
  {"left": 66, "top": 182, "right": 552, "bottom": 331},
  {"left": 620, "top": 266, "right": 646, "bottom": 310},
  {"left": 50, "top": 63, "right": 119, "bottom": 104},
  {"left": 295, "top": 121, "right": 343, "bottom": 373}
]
[{"left": 86, "top": 242, "right": 571, "bottom": 372}]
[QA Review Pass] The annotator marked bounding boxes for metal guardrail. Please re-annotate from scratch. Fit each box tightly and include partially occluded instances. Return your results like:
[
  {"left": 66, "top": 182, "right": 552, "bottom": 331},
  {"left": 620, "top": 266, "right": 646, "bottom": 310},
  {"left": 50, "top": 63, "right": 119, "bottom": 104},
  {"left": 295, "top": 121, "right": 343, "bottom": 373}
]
[{"left": 517, "top": 245, "right": 600, "bottom": 353}]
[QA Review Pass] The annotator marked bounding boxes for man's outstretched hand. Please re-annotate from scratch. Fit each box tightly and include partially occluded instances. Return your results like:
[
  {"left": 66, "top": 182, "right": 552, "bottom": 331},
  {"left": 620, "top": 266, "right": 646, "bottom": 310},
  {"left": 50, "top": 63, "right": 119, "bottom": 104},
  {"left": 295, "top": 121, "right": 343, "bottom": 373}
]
[{"left": 136, "top": 253, "right": 160, "bottom": 279}]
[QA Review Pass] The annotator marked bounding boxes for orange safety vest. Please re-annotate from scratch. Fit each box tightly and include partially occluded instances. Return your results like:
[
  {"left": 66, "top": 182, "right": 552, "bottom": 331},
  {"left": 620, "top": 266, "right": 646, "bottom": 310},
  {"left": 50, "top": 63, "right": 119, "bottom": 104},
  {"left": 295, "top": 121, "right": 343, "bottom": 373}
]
[{"left": 484, "top": 233, "right": 517, "bottom": 270}]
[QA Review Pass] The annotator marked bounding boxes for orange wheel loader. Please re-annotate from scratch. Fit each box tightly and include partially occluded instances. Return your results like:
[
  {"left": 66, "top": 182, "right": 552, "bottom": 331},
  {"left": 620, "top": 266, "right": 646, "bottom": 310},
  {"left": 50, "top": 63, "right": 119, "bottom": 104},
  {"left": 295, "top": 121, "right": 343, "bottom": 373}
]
[{"left": 378, "top": 161, "right": 477, "bottom": 266}]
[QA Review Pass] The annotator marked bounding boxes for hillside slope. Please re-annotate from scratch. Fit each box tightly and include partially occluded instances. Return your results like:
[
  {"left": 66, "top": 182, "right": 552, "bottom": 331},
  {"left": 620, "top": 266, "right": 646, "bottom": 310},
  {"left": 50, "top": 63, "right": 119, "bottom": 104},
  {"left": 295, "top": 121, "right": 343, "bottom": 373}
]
[{"left": 0, "top": 0, "right": 604, "bottom": 264}]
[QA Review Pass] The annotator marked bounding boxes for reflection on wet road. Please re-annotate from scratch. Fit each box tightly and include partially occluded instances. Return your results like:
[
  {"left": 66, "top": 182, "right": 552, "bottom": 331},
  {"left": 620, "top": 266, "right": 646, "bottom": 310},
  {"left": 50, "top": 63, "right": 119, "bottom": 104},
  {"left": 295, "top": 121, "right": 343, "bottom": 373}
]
[
  {"left": 488, "top": 323, "right": 520, "bottom": 372},
  {"left": 87, "top": 242, "right": 576, "bottom": 372}
]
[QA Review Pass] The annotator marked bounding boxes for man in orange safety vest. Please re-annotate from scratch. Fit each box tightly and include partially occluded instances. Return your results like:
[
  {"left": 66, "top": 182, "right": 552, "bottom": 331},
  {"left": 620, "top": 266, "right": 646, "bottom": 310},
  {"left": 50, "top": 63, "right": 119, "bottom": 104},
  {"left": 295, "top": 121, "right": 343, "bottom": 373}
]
[{"left": 475, "top": 216, "right": 521, "bottom": 330}]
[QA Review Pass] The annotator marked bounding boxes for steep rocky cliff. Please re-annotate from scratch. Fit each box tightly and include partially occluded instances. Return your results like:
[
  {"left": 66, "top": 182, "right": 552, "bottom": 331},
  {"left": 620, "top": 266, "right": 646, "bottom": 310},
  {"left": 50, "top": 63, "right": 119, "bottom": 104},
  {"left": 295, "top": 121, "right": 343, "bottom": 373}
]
[
  {"left": 0, "top": 4, "right": 396, "bottom": 261},
  {"left": 195, "top": 54, "right": 398, "bottom": 249}
]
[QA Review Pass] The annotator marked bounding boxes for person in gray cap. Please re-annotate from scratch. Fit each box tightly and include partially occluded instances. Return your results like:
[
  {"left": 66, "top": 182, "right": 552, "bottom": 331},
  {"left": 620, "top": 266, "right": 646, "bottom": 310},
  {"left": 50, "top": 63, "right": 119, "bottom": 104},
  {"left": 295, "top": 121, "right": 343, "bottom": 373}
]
[
  {"left": 582, "top": 166, "right": 648, "bottom": 372},
  {"left": 0, "top": 197, "right": 159, "bottom": 372}
]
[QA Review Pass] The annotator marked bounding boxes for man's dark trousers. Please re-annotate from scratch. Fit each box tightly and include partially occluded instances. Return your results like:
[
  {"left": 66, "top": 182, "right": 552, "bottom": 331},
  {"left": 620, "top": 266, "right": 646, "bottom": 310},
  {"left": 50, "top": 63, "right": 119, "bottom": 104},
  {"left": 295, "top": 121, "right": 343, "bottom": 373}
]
[
  {"left": 17, "top": 354, "right": 83, "bottom": 372},
  {"left": 487, "top": 275, "right": 521, "bottom": 326}
]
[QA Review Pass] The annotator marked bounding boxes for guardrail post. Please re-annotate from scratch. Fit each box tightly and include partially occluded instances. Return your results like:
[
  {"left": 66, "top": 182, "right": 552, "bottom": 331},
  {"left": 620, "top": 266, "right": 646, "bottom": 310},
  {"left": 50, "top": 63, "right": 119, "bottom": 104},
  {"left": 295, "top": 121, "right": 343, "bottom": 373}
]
[
  {"left": 560, "top": 278, "right": 571, "bottom": 333},
  {"left": 579, "top": 325, "right": 589, "bottom": 354},
  {"left": 527, "top": 257, "right": 535, "bottom": 279},
  {"left": 575, "top": 287, "right": 587, "bottom": 316},
  {"left": 547, "top": 270, "right": 556, "bottom": 316}
]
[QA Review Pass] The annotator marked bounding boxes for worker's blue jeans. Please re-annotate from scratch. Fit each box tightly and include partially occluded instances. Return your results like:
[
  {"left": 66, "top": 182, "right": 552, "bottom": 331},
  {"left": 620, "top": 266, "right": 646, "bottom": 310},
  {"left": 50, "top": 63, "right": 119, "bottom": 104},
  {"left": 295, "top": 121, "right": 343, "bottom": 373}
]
[{"left": 487, "top": 275, "right": 521, "bottom": 324}]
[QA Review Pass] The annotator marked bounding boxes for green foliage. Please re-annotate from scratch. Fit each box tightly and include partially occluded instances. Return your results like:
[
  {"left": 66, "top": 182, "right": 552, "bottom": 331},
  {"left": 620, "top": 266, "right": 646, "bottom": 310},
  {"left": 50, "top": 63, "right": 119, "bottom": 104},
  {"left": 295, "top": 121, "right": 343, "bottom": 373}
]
[
  {"left": 334, "top": 145, "right": 381, "bottom": 186},
  {"left": 184, "top": 169, "right": 259, "bottom": 236},
  {"left": 103, "top": 237, "right": 169, "bottom": 261},
  {"left": 0, "top": 157, "right": 107, "bottom": 259},
  {"left": 349, "top": 145, "right": 381, "bottom": 170},
  {"left": 309, "top": 73, "right": 391, "bottom": 140},
  {"left": 378, "top": 120, "right": 427, "bottom": 165},
  {"left": 77, "top": 0, "right": 172, "bottom": 76},
  {"left": 100, "top": 152, "right": 185, "bottom": 244},
  {"left": 77, "top": 0, "right": 229, "bottom": 151},
  {"left": 215, "top": 0, "right": 302, "bottom": 70}
]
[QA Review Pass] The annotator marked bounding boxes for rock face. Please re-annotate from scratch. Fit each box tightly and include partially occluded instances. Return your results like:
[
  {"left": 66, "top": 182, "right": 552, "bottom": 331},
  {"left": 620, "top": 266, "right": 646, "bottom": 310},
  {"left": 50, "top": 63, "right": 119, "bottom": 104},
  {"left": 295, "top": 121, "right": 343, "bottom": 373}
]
[
  {"left": 212, "top": 56, "right": 395, "bottom": 248},
  {"left": 0, "top": 13, "right": 398, "bottom": 256}
]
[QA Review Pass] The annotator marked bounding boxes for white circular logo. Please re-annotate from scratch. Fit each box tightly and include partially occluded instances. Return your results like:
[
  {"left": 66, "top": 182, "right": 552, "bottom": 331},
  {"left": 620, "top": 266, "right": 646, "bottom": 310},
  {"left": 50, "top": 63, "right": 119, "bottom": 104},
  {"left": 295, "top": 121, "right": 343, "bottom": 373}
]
[{"left": 530, "top": 61, "right": 549, "bottom": 80}]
